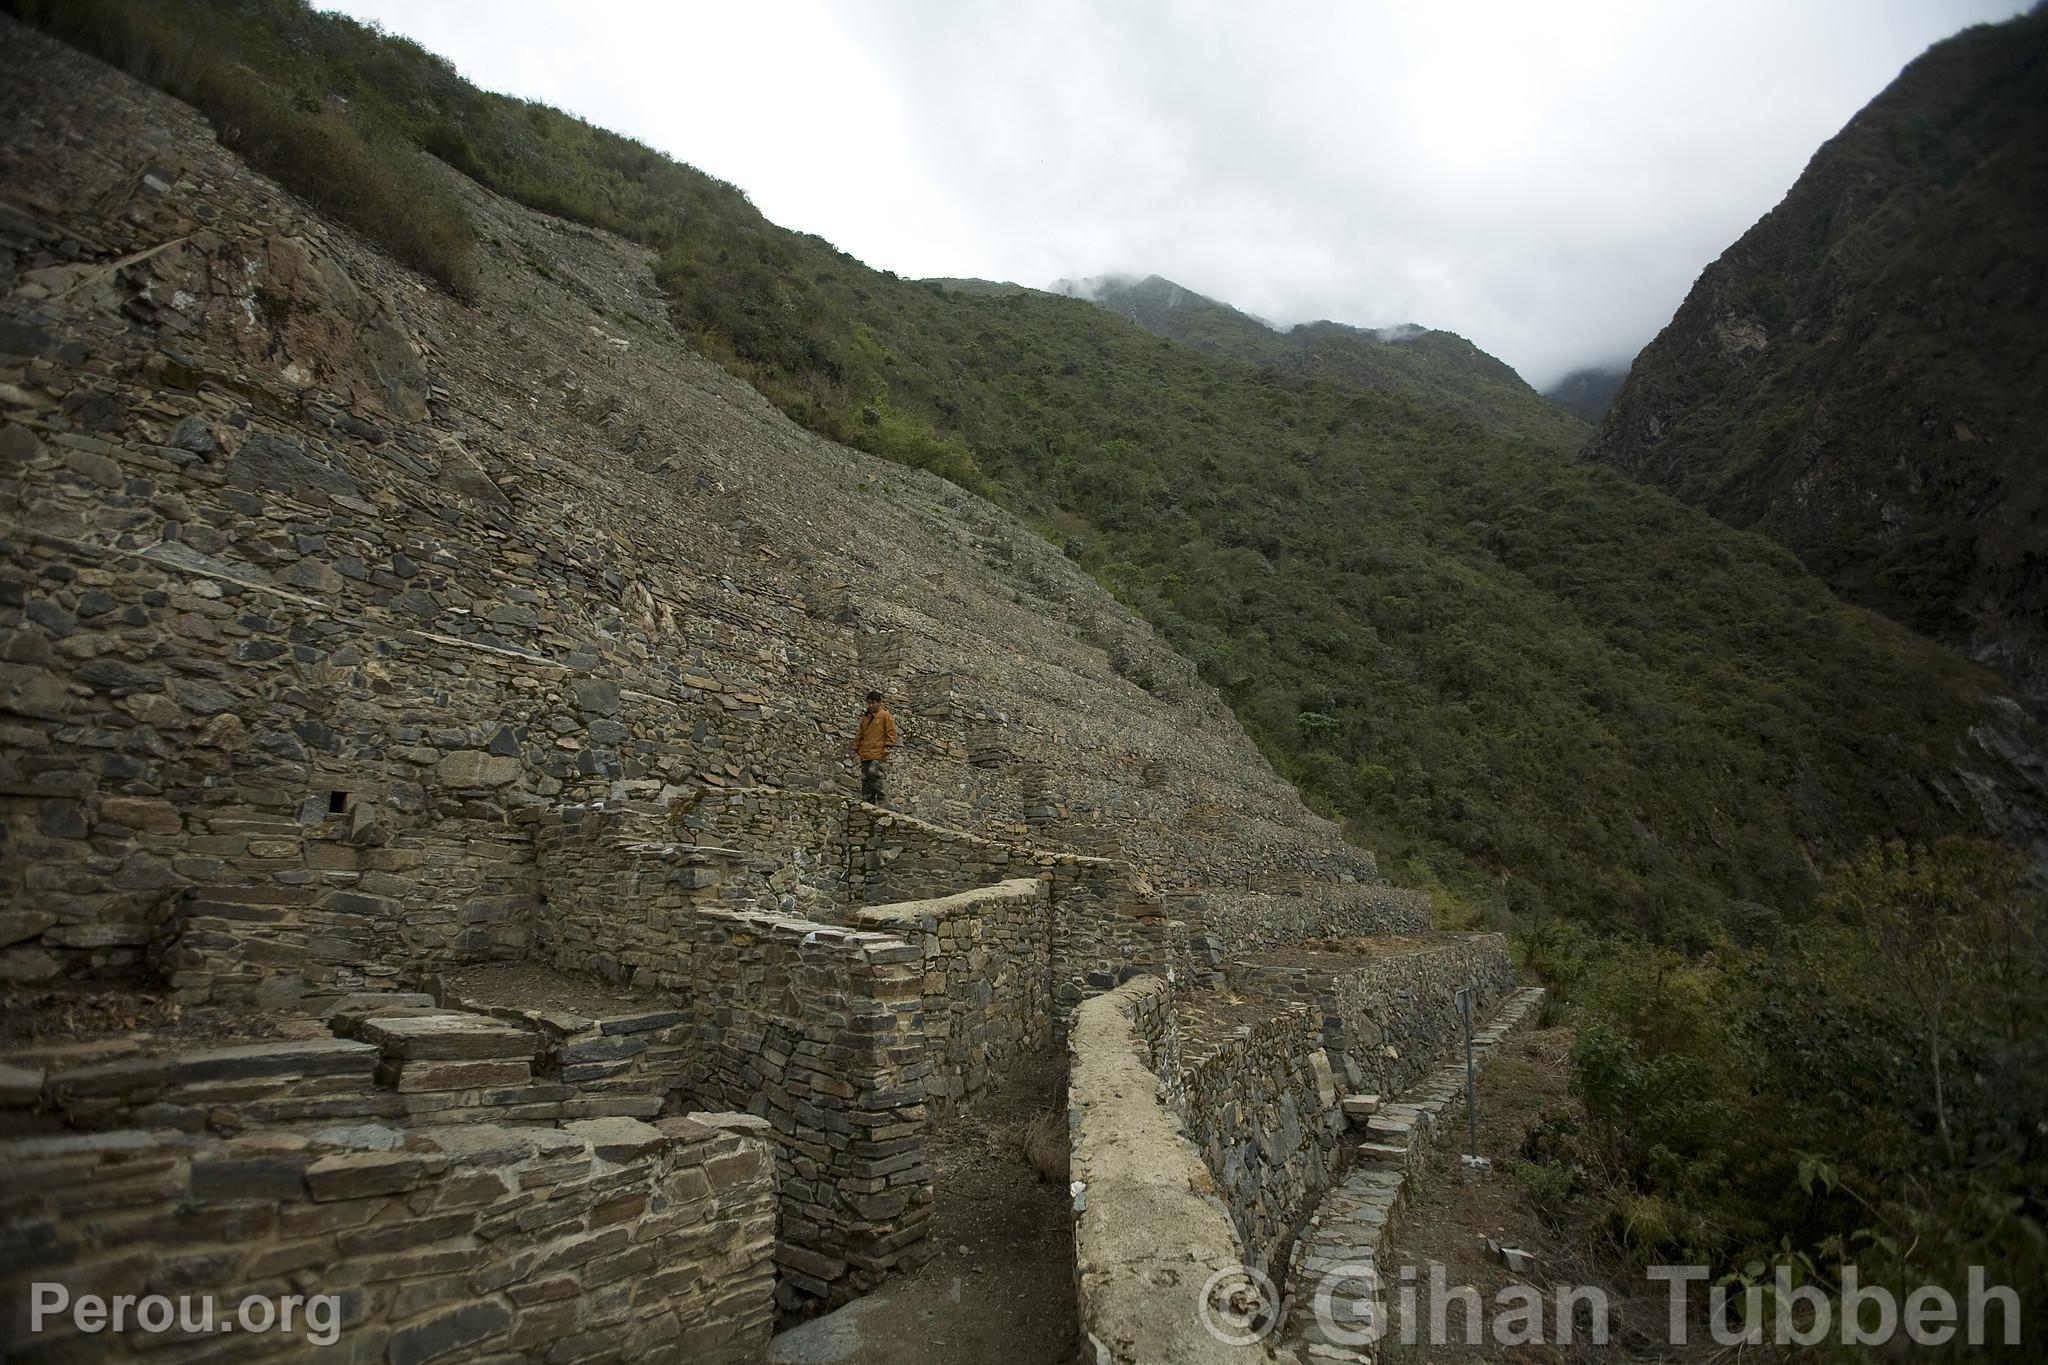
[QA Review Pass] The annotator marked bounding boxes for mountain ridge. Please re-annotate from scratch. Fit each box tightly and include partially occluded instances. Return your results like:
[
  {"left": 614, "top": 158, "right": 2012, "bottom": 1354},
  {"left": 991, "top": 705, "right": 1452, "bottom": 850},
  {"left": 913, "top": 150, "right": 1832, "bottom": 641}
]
[{"left": 1051, "top": 272, "right": 1588, "bottom": 444}]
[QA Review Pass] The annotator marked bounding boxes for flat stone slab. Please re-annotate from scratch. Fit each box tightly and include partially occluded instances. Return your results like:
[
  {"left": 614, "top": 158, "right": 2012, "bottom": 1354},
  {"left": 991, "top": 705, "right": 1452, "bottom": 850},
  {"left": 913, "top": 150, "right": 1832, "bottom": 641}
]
[
  {"left": 321, "top": 991, "right": 437, "bottom": 1018},
  {"left": 0, "top": 1062, "right": 45, "bottom": 1105},
  {"left": 562, "top": 1116, "right": 667, "bottom": 1163},
  {"left": 379, "top": 1058, "right": 533, "bottom": 1092},
  {"left": 354, "top": 1014, "right": 541, "bottom": 1061},
  {"left": 171, "top": 1039, "right": 378, "bottom": 1083},
  {"left": 597, "top": 1009, "right": 688, "bottom": 1035},
  {"left": 768, "top": 1292, "right": 893, "bottom": 1365}
]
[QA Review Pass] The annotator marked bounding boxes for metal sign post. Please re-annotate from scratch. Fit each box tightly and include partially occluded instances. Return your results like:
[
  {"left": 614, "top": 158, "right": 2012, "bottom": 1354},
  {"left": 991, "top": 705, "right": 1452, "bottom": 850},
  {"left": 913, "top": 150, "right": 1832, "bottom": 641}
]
[{"left": 1455, "top": 987, "right": 1477, "bottom": 1159}]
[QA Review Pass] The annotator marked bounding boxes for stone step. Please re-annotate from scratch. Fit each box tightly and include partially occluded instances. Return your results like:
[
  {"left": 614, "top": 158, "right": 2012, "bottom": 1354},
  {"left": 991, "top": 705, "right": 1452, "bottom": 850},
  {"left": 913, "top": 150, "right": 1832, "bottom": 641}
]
[
  {"left": 350, "top": 1012, "right": 544, "bottom": 1063},
  {"left": 1277, "top": 985, "right": 1548, "bottom": 1357}
]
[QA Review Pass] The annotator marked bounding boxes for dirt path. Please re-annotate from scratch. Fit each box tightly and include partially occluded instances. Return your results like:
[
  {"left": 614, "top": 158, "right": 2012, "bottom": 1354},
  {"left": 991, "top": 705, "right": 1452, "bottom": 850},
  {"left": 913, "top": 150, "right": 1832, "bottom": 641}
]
[{"left": 771, "top": 1050, "right": 1076, "bottom": 1365}]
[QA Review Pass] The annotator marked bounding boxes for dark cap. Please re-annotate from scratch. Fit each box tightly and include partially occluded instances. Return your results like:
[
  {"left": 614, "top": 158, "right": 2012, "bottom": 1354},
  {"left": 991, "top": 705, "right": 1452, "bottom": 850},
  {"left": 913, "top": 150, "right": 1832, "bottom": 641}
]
[{"left": 865, "top": 690, "right": 882, "bottom": 702}]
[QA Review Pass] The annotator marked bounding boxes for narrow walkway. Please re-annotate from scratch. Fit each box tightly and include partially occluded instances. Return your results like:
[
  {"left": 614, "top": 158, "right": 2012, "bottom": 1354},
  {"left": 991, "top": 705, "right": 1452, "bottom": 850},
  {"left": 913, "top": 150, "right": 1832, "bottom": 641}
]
[
  {"left": 768, "top": 1050, "right": 1075, "bottom": 1365},
  {"left": 1279, "top": 987, "right": 1547, "bottom": 1362}
]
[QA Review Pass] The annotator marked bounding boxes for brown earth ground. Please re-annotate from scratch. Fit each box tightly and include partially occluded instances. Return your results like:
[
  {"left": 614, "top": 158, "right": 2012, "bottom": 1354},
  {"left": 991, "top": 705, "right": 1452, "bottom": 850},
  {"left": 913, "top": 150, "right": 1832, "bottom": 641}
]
[
  {"left": 1379, "top": 1023, "right": 1737, "bottom": 1362},
  {"left": 441, "top": 959, "right": 659, "bottom": 1016}
]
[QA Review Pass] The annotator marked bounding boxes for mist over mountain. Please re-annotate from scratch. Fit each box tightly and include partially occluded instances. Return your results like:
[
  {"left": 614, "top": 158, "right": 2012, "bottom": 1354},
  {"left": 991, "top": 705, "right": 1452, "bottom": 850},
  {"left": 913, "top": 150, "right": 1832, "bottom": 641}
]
[
  {"left": 1585, "top": 6, "right": 2048, "bottom": 704},
  {"left": 1543, "top": 365, "right": 1630, "bottom": 424}
]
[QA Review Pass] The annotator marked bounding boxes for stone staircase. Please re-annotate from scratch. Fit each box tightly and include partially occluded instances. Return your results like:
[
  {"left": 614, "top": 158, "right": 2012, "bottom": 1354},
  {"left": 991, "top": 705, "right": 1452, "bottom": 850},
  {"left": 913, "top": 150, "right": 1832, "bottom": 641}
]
[{"left": 1279, "top": 986, "right": 1547, "bottom": 1362}]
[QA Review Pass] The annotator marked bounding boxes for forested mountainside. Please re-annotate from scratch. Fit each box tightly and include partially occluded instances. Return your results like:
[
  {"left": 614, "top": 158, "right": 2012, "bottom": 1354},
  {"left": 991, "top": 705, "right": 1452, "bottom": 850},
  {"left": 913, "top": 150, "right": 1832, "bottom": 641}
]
[
  {"left": 15, "top": 0, "right": 2041, "bottom": 947},
  {"left": 11, "top": 0, "right": 2047, "bottom": 1315},
  {"left": 1584, "top": 7, "right": 2048, "bottom": 703},
  {"left": 1056, "top": 272, "right": 1589, "bottom": 446},
  {"left": 1542, "top": 365, "right": 1628, "bottom": 424}
]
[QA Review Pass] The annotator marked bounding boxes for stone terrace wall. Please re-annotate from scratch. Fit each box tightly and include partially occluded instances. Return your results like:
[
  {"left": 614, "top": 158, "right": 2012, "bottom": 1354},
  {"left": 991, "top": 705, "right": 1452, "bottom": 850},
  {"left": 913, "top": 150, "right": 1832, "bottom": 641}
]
[
  {"left": 164, "top": 826, "right": 536, "bottom": 1010},
  {"left": 683, "top": 786, "right": 855, "bottom": 918},
  {"left": 0, "top": 24, "right": 1413, "bottom": 1000},
  {"left": 1193, "top": 886, "right": 1433, "bottom": 962},
  {"left": 1176, "top": 998, "right": 1345, "bottom": 1271},
  {"left": 529, "top": 802, "right": 736, "bottom": 991},
  {"left": 1067, "top": 977, "right": 1298, "bottom": 1365},
  {"left": 854, "top": 804, "right": 1202, "bottom": 1006},
  {"left": 1228, "top": 934, "right": 1515, "bottom": 1097},
  {"left": 685, "top": 908, "right": 933, "bottom": 1311},
  {"left": 851, "top": 879, "right": 1052, "bottom": 1116},
  {"left": 525, "top": 800, "right": 940, "bottom": 1308},
  {"left": 0, "top": 1113, "right": 776, "bottom": 1364}
]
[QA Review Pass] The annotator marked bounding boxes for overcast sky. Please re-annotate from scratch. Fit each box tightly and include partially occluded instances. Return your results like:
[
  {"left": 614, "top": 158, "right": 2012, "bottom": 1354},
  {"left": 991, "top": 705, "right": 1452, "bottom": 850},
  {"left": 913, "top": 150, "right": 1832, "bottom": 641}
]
[{"left": 329, "top": 0, "right": 2028, "bottom": 389}]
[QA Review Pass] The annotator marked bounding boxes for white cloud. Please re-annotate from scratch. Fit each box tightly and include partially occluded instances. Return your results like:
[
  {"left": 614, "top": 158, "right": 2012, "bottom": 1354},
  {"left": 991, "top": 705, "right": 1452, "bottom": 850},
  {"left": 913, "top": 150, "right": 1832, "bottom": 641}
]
[{"left": 324, "top": 0, "right": 2029, "bottom": 388}]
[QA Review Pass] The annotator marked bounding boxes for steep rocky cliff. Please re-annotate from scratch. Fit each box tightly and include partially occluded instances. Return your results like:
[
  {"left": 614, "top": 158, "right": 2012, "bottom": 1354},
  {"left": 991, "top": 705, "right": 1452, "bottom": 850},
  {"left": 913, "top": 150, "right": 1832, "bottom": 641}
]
[{"left": 1583, "top": 8, "right": 2048, "bottom": 702}]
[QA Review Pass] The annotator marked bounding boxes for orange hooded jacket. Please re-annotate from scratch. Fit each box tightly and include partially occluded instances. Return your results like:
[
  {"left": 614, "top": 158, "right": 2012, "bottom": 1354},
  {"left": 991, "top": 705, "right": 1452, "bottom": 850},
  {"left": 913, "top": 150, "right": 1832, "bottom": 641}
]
[{"left": 854, "top": 705, "right": 901, "bottom": 760}]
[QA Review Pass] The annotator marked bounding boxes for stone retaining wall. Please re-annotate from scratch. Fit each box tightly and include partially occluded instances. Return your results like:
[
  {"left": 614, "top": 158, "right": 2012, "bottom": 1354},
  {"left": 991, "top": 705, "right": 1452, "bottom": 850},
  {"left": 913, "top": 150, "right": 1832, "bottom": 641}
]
[
  {"left": 1177, "top": 1000, "right": 1346, "bottom": 1271},
  {"left": 162, "top": 826, "right": 537, "bottom": 1011},
  {"left": 1227, "top": 934, "right": 1515, "bottom": 1097},
  {"left": 1194, "top": 886, "right": 1433, "bottom": 962},
  {"left": 530, "top": 802, "right": 734, "bottom": 991},
  {"left": 851, "top": 879, "right": 1053, "bottom": 1116},
  {"left": 0, "top": 1112, "right": 776, "bottom": 1363},
  {"left": 684, "top": 786, "right": 855, "bottom": 918},
  {"left": 1068, "top": 977, "right": 1294, "bottom": 1365},
  {"left": 852, "top": 804, "right": 1204, "bottom": 1005},
  {"left": 685, "top": 907, "right": 933, "bottom": 1311}
]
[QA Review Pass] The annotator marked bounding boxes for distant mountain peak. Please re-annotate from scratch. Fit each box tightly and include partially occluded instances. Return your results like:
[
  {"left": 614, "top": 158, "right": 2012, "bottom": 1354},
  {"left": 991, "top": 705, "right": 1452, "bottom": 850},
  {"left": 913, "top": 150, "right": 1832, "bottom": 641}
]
[{"left": 1054, "top": 272, "right": 1586, "bottom": 441}]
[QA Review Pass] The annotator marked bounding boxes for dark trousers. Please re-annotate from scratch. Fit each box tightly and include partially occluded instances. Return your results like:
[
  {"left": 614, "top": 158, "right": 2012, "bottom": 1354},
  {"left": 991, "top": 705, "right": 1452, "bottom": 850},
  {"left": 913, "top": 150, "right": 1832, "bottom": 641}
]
[{"left": 860, "top": 758, "right": 884, "bottom": 804}]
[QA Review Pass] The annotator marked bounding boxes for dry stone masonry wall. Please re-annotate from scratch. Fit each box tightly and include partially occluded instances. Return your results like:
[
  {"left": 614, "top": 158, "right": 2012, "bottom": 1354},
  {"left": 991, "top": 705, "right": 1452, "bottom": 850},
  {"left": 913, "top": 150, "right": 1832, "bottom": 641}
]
[
  {"left": 0, "top": 1112, "right": 777, "bottom": 1364},
  {"left": 850, "top": 879, "right": 1053, "bottom": 1114},
  {"left": 530, "top": 802, "right": 734, "bottom": 990},
  {"left": 1227, "top": 934, "right": 1515, "bottom": 1096},
  {"left": 1176, "top": 999, "right": 1346, "bottom": 1271},
  {"left": 1193, "top": 887, "right": 1434, "bottom": 960},
  {"left": 684, "top": 909, "right": 933, "bottom": 1310}
]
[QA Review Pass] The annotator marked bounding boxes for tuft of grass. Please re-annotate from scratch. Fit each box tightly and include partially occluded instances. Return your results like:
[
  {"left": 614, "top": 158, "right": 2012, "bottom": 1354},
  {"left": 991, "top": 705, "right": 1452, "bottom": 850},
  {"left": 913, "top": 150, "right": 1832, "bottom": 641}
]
[{"left": 1013, "top": 1109, "right": 1068, "bottom": 1185}]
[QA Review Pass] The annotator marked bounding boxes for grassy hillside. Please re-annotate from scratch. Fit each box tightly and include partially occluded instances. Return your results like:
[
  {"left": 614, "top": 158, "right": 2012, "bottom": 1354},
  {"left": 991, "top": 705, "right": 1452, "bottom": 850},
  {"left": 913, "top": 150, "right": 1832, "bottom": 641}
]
[
  {"left": 18, "top": 0, "right": 2033, "bottom": 946},
  {"left": 1584, "top": 8, "right": 2048, "bottom": 696}
]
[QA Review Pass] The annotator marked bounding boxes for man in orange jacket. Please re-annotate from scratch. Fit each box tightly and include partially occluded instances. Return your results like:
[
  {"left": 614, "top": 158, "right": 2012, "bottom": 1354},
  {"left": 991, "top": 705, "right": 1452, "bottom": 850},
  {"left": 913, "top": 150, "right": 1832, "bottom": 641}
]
[{"left": 852, "top": 689, "right": 901, "bottom": 805}]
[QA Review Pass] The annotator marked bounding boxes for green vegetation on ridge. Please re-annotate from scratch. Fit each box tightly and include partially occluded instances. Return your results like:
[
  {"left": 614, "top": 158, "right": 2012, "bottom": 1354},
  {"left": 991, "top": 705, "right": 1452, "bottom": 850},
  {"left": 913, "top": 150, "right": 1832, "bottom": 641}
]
[
  {"left": 17, "top": 0, "right": 2046, "bottom": 1316},
  {"left": 1064, "top": 273, "right": 1590, "bottom": 447}
]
